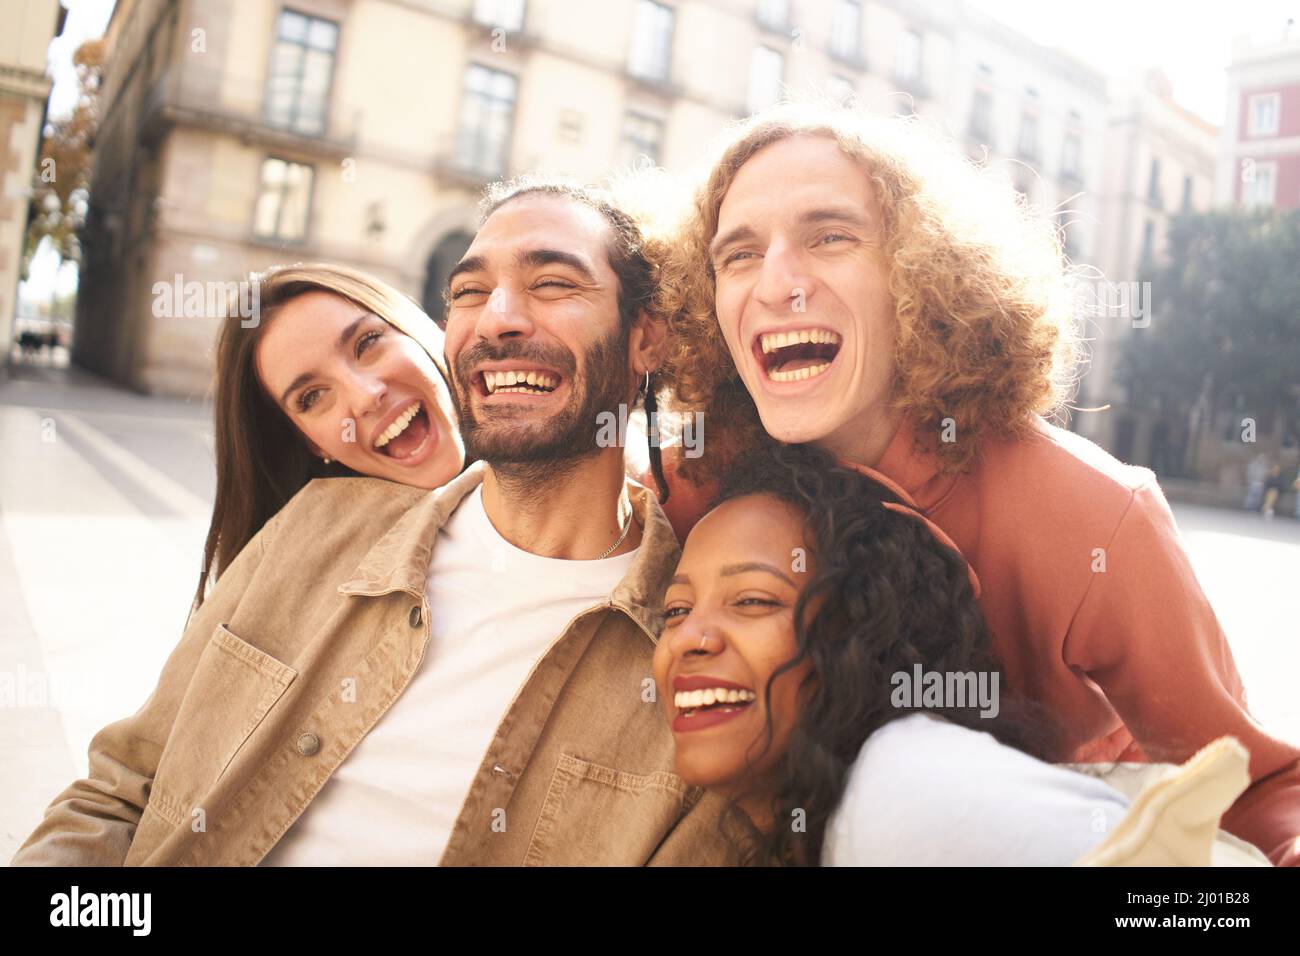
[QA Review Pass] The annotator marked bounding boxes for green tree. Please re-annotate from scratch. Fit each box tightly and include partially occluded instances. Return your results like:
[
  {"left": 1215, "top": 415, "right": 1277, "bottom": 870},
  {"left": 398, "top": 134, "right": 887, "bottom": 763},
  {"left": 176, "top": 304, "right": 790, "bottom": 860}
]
[{"left": 1119, "top": 209, "right": 1300, "bottom": 441}]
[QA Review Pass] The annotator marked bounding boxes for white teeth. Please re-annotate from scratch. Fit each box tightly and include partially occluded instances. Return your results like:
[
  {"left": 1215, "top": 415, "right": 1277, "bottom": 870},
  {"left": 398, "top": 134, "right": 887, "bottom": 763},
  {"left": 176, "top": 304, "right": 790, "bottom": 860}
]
[
  {"left": 768, "top": 362, "right": 831, "bottom": 383},
  {"left": 759, "top": 330, "right": 841, "bottom": 353},
  {"left": 373, "top": 402, "right": 421, "bottom": 448},
  {"left": 484, "top": 370, "right": 559, "bottom": 394},
  {"left": 674, "top": 688, "right": 757, "bottom": 710}
]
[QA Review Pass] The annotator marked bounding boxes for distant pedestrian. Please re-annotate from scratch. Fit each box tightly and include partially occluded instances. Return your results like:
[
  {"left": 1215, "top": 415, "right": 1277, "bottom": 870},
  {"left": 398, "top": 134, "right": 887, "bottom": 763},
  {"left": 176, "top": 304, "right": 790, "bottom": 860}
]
[
  {"left": 1244, "top": 453, "right": 1270, "bottom": 511},
  {"left": 1262, "top": 464, "right": 1285, "bottom": 520}
]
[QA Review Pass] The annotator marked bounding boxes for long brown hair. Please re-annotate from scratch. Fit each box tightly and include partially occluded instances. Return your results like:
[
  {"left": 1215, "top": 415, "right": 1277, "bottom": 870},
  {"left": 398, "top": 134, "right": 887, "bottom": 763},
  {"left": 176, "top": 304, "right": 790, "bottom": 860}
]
[{"left": 195, "top": 262, "right": 451, "bottom": 611}]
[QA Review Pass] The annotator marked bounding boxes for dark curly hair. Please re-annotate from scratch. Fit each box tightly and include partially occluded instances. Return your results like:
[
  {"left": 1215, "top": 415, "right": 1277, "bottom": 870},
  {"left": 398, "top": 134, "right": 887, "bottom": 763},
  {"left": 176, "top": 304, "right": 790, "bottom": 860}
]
[{"left": 709, "top": 443, "right": 1061, "bottom": 866}]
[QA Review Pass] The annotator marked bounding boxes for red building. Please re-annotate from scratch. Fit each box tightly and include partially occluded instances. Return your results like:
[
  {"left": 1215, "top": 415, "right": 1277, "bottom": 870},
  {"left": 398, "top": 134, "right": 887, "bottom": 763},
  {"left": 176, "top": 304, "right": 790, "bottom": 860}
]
[{"left": 1219, "top": 26, "right": 1300, "bottom": 209}]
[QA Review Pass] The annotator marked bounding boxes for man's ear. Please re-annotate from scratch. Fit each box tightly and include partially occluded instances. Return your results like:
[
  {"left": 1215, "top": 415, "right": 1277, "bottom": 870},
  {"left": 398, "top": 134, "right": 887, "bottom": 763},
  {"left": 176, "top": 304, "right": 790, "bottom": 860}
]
[{"left": 628, "top": 308, "right": 669, "bottom": 377}]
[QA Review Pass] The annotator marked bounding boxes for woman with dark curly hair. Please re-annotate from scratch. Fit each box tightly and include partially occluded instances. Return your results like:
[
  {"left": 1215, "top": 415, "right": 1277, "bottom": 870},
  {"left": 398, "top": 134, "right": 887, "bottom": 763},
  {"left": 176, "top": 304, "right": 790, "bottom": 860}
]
[
  {"left": 652, "top": 444, "right": 1134, "bottom": 865},
  {"left": 648, "top": 102, "right": 1300, "bottom": 866}
]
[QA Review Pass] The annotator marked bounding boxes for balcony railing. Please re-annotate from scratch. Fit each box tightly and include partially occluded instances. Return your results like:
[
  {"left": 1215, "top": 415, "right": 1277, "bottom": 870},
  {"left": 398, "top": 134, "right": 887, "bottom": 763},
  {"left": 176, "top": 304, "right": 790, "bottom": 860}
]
[
  {"left": 463, "top": 8, "right": 540, "bottom": 48},
  {"left": 432, "top": 148, "right": 509, "bottom": 189},
  {"left": 140, "top": 63, "right": 359, "bottom": 158}
]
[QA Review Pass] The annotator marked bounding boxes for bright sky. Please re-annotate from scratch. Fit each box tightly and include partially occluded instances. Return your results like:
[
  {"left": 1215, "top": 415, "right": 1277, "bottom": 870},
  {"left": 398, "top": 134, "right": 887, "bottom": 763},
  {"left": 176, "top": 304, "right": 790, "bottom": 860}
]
[
  {"left": 45, "top": 0, "right": 115, "bottom": 121},
  {"left": 968, "top": 0, "right": 1300, "bottom": 124}
]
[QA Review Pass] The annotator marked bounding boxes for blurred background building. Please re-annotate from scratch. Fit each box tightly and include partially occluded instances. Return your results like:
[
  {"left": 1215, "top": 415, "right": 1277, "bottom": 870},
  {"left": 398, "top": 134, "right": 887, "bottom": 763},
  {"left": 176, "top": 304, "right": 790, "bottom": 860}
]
[
  {"left": 1078, "top": 68, "right": 1217, "bottom": 462},
  {"left": 7, "top": 0, "right": 1299, "bottom": 497},
  {"left": 1217, "top": 26, "right": 1300, "bottom": 210},
  {"left": 0, "top": 0, "right": 66, "bottom": 368},
  {"left": 65, "top": 0, "right": 1121, "bottom": 398}
]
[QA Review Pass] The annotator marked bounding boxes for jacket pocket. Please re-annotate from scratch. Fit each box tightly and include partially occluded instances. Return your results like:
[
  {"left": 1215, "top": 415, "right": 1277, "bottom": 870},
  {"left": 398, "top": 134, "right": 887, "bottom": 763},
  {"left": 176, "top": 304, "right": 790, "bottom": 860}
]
[
  {"left": 523, "top": 752, "right": 691, "bottom": 866},
  {"left": 152, "top": 624, "right": 297, "bottom": 803}
]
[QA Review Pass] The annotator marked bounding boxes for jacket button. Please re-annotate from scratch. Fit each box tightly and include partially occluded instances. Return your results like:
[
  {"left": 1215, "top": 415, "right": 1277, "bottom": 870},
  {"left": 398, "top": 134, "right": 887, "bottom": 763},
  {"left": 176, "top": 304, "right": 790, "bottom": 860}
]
[
  {"left": 296, "top": 733, "right": 320, "bottom": 756},
  {"left": 409, "top": 605, "right": 422, "bottom": 628}
]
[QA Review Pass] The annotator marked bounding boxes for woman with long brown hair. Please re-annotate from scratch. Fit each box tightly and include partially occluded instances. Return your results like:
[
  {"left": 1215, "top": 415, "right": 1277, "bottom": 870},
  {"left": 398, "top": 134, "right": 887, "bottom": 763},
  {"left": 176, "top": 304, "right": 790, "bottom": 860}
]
[{"left": 197, "top": 262, "right": 464, "bottom": 608}]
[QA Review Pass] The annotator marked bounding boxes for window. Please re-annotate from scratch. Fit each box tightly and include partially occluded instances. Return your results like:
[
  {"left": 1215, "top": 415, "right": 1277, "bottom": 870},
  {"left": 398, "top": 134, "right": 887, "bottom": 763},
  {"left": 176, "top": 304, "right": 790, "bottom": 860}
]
[
  {"left": 757, "top": 0, "right": 789, "bottom": 31},
  {"left": 265, "top": 10, "right": 338, "bottom": 136},
  {"left": 628, "top": 0, "right": 675, "bottom": 83},
  {"left": 1243, "top": 160, "right": 1276, "bottom": 207},
  {"left": 895, "top": 28, "right": 922, "bottom": 83},
  {"left": 620, "top": 112, "right": 664, "bottom": 167},
  {"left": 1061, "top": 132, "right": 1081, "bottom": 181},
  {"left": 969, "top": 89, "right": 992, "bottom": 141},
  {"left": 1138, "top": 220, "right": 1155, "bottom": 264},
  {"left": 472, "top": 0, "right": 525, "bottom": 31},
  {"left": 253, "top": 158, "right": 314, "bottom": 241},
  {"left": 1016, "top": 112, "right": 1038, "bottom": 160},
  {"left": 830, "top": 0, "right": 862, "bottom": 62},
  {"left": 826, "top": 74, "right": 857, "bottom": 107},
  {"left": 456, "top": 64, "right": 517, "bottom": 176},
  {"left": 1146, "top": 157, "right": 1162, "bottom": 207},
  {"left": 748, "top": 46, "right": 784, "bottom": 114},
  {"left": 1181, "top": 174, "right": 1194, "bottom": 211},
  {"left": 1247, "top": 92, "right": 1280, "bottom": 137}
]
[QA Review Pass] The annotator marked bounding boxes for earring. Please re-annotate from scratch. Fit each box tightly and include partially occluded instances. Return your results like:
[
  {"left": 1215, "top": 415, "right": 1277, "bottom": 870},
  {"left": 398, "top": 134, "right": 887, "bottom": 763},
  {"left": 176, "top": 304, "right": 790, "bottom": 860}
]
[{"left": 323, "top": 456, "right": 333, "bottom": 465}]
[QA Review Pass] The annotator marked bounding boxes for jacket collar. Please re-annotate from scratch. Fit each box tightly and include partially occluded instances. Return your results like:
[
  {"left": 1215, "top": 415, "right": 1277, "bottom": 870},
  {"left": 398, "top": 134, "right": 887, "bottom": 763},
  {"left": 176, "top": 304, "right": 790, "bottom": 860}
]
[{"left": 338, "top": 461, "right": 680, "bottom": 640}]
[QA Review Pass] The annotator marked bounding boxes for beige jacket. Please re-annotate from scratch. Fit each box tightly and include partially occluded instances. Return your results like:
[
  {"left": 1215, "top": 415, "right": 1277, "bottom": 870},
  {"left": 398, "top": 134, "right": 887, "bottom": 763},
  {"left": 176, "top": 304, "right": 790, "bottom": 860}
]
[{"left": 11, "top": 464, "right": 741, "bottom": 866}]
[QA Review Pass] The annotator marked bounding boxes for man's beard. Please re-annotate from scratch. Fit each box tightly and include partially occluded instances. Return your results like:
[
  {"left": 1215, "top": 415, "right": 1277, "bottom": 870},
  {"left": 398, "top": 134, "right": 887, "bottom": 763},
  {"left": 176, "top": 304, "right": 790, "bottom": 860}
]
[{"left": 450, "top": 323, "right": 632, "bottom": 478}]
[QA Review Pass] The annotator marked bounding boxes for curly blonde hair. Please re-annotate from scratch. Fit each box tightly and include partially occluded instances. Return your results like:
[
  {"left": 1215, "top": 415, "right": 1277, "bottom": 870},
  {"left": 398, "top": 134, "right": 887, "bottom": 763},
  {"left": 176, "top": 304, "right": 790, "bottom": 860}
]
[{"left": 648, "top": 103, "right": 1084, "bottom": 484}]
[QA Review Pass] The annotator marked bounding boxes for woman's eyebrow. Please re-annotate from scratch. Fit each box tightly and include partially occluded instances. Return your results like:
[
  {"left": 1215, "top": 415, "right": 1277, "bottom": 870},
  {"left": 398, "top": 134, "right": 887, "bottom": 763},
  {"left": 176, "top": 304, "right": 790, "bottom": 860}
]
[
  {"left": 335, "top": 312, "right": 371, "bottom": 349},
  {"left": 720, "top": 562, "right": 796, "bottom": 586}
]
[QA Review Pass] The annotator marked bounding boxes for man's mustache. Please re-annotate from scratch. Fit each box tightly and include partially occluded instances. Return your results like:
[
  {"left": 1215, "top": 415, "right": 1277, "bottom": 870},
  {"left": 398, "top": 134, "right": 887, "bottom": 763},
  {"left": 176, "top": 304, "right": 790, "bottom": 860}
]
[{"left": 453, "top": 341, "right": 577, "bottom": 388}]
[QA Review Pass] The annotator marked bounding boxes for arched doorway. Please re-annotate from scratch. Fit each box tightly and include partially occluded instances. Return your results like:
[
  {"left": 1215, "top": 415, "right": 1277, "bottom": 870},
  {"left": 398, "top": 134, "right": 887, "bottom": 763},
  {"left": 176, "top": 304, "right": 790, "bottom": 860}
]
[{"left": 422, "top": 231, "right": 474, "bottom": 328}]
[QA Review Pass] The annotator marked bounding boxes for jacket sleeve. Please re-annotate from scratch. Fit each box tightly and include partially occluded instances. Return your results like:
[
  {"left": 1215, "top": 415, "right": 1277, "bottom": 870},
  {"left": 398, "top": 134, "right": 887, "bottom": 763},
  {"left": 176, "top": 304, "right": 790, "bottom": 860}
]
[
  {"left": 8, "top": 512, "right": 283, "bottom": 867},
  {"left": 1062, "top": 478, "right": 1300, "bottom": 867}
]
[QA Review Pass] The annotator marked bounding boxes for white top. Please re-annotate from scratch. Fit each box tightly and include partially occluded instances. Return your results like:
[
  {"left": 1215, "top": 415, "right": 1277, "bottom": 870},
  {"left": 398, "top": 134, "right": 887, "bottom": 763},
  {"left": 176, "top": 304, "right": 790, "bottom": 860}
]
[
  {"left": 821, "top": 713, "right": 1132, "bottom": 866},
  {"left": 260, "top": 484, "right": 638, "bottom": 866}
]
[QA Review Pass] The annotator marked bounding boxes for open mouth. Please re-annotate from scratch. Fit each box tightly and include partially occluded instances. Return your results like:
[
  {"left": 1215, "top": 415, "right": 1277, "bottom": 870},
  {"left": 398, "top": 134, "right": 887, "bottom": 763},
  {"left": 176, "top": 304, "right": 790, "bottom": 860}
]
[
  {"left": 674, "top": 686, "right": 757, "bottom": 720},
  {"left": 754, "top": 328, "right": 842, "bottom": 384},
  {"left": 373, "top": 400, "right": 432, "bottom": 459},
  {"left": 477, "top": 368, "right": 563, "bottom": 398}
]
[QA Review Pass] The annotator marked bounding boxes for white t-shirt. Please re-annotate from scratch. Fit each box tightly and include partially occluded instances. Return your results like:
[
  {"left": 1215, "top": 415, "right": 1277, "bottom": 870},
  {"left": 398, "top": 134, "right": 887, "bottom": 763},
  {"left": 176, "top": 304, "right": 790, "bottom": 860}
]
[
  {"left": 260, "top": 484, "right": 638, "bottom": 866},
  {"left": 820, "top": 713, "right": 1131, "bottom": 866}
]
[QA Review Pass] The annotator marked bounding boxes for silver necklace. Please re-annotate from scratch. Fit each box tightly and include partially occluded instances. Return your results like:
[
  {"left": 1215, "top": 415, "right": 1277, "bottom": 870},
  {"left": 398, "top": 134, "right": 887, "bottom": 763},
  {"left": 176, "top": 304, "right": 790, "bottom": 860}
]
[{"left": 596, "top": 507, "right": 634, "bottom": 560}]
